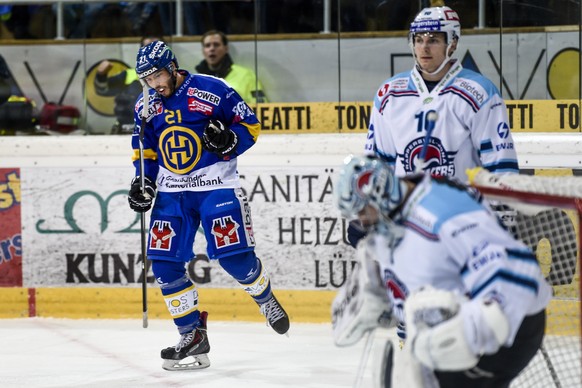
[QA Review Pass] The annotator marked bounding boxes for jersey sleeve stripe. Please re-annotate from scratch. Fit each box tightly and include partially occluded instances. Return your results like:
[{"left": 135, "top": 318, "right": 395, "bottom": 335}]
[
  {"left": 483, "top": 160, "right": 520, "bottom": 173},
  {"left": 403, "top": 220, "right": 439, "bottom": 240},
  {"left": 132, "top": 148, "right": 158, "bottom": 162},
  {"left": 469, "top": 269, "right": 540, "bottom": 298},
  {"left": 240, "top": 122, "right": 261, "bottom": 142},
  {"left": 479, "top": 140, "right": 493, "bottom": 153},
  {"left": 506, "top": 248, "right": 538, "bottom": 263}
]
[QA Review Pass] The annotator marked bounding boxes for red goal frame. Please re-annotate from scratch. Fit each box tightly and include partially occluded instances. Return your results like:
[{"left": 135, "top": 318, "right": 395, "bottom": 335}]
[{"left": 473, "top": 184, "right": 582, "bottom": 353}]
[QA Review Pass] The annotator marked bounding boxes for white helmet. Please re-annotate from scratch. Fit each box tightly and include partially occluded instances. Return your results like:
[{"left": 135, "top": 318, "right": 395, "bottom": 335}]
[
  {"left": 335, "top": 155, "right": 408, "bottom": 222},
  {"left": 409, "top": 6, "right": 461, "bottom": 75}
]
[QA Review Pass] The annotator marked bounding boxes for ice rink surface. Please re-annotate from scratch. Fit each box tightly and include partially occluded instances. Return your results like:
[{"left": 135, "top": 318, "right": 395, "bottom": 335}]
[{"left": 0, "top": 318, "right": 376, "bottom": 388}]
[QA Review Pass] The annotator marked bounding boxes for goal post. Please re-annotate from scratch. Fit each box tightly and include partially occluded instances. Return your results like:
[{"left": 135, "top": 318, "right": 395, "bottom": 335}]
[{"left": 467, "top": 168, "right": 581, "bottom": 387}]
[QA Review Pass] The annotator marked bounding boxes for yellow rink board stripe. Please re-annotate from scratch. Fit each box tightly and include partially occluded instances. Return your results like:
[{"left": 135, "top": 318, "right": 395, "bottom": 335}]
[
  {"left": 0, "top": 288, "right": 579, "bottom": 337},
  {"left": 253, "top": 100, "right": 582, "bottom": 133},
  {"left": 0, "top": 288, "right": 336, "bottom": 323}
]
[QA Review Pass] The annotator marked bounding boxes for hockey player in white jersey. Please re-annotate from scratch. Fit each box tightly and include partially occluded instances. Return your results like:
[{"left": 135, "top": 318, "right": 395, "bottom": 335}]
[
  {"left": 332, "top": 155, "right": 551, "bottom": 388},
  {"left": 350, "top": 5, "right": 521, "bottom": 249},
  {"left": 365, "top": 6, "right": 518, "bottom": 182}
]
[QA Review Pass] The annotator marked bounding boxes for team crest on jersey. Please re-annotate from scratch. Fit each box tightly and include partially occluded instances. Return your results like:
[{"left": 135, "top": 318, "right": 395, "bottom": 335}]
[
  {"left": 149, "top": 220, "right": 177, "bottom": 251},
  {"left": 402, "top": 136, "right": 456, "bottom": 176},
  {"left": 211, "top": 216, "right": 241, "bottom": 248},
  {"left": 188, "top": 98, "right": 214, "bottom": 115}
]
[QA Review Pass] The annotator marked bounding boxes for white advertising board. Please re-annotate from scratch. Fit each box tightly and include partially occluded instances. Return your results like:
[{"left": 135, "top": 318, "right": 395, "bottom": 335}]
[{"left": 4, "top": 133, "right": 581, "bottom": 290}]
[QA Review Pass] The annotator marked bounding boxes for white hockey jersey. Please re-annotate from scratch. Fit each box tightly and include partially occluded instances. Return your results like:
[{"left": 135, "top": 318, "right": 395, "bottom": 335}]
[
  {"left": 365, "top": 61, "right": 519, "bottom": 181},
  {"left": 370, "top": 174, "right": 552, "bottom": 350}
]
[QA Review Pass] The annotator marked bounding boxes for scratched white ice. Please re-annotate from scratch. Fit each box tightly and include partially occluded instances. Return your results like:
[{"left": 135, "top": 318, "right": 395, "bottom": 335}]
[{"left": 0, "top": 318, "right": 381, "bottom": 388}]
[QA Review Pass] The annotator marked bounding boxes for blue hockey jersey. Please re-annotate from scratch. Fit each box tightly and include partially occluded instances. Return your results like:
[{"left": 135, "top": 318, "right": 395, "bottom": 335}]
[{"left": 131, "top": 71, "right": 261, "bottom": 192}]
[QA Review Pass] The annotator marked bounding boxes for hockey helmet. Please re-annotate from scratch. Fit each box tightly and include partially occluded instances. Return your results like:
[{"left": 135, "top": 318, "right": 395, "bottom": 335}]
[
  {"left": 409, "top": 6, "right": 460, "bottom": 45},
  {"left": 135, "top": 40, "right": 178, "bottom": 79},
  {"left": 335, "top": 155, "right": 407, "bottom": 222},
  {"left": 409, "top": 6, "right": 461, "bottom": 75}
]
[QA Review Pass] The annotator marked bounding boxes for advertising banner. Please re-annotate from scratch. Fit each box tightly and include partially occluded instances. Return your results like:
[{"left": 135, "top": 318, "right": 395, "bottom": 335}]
[
  {"left": 0, "top": 168, "right": 22, "bottom": 287},
  {"left": 254, "top": 99, "right": 582, "bottom": 133},
  {"left": 21, "top": 165, "right": 354, "bottom": 290}
]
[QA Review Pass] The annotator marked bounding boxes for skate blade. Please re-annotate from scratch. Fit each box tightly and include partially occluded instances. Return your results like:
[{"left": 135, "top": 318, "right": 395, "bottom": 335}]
[{"left": 162, "top": 354, "right": 210, "bottom": 371}]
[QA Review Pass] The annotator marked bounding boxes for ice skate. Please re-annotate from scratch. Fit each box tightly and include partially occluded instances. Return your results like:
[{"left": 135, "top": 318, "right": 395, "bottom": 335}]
[
  {"left": 161, "top": 311, "right": 211, "bottom": 371},
  {"left": 260, "top": 294, "right": 290, "bottom": 335}
]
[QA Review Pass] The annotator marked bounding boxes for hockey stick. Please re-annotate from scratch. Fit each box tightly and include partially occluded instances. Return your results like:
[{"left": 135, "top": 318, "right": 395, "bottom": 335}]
[
  {"left": 139, "top": 81, "right": 149, "bottom": 329},
  {"left": 540, "top": 344, "right": 562, "bottom": 388},
  {"left": 58, "top": 60, "right": 81, "bottom": 105},
  {"left": 23, "top": 61, "right": 48, "bottom": 104},
  {"left": 353, "top": 329, "right": 376, "bottom": 388},
  {"left": 415, "top": 111, "right": 438, "bottom": 173},
  {"left": 24, "top": 60, "right": 81, "bottom": 105}
]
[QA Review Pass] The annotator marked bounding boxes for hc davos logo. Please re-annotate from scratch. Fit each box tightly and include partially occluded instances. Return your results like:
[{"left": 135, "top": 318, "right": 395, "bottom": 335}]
[
  {"left": 211, "top": 216, "right": 240, "bottom": 248},
  {"left": 402, "top": 136, "right": 455, "bottom": 176},
  {"left": 149, "top": 220, "right": 176, "bottom": 251}
]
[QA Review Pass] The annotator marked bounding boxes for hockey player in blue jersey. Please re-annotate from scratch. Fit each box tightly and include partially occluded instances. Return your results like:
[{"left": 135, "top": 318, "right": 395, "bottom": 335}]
[
  {"left": 332, "top": 155, "right": 551, "bottom": 388},
  {"left": 127, "top": 40, "right": 289, "bottom": 371}
]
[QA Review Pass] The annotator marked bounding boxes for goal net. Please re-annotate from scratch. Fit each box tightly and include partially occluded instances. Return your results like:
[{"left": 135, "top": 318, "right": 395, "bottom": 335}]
[{"left": 468, "top": 168, "right": 581, "bottom": 388}]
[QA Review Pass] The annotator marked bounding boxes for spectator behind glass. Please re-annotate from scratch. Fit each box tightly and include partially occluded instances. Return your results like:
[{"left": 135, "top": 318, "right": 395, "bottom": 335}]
[
  {"left": 94, "top": 36, "right": 162, "bottom": 134},
  {"left": 195, "top": 30, "right": 267, "bottom": 104},
  {"left": 55, "top": 2, "right": 108, "bottom": 39}
]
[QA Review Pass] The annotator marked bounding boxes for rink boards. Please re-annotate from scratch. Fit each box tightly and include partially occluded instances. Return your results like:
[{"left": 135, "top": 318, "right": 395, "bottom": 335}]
[{"left": 0, "top": 134, "right": 581, "bottom": 334}]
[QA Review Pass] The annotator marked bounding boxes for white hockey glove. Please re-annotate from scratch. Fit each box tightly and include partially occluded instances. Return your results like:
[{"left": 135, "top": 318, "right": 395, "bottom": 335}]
[
  {"left": 331, "top": 237, "right": 394, "bottom": 347},
  {"left": 404, "top": 287, "right": 510, "bottom": 371}
]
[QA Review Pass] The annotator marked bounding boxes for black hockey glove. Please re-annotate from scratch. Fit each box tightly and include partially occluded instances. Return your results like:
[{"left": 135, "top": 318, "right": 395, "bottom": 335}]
[
  {"left": 128, "top": 176, "right": 156, "bottom": 213},
  {"left": 202, "top": 119, "right": 238, "bottom": 157},
  {"left": 347, "top": 219, "right": 368, "bottom": 248}
]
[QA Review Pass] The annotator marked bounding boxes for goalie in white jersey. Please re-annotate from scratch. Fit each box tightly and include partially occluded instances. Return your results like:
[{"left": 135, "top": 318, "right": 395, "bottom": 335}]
[
  {"left": 364, "top": 6, "right": 519, "bottom": 182},
  {"left": 332, "top": 155, "right": 551, "bottom": 388}
]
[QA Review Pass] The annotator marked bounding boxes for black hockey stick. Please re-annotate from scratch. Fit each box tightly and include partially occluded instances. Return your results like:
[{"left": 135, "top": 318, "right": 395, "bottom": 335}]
[
  {"left": 23, "top": 61, "right": 48, "bottom": 104},
  {"left": 58, "top": 60, "right": 81, "bottom": 105},
  {"left": 23, "top": 60, "right": 81, "bottom": 105},
  {"left": 540, "top": 344, "right": 562, "bottom": 388},
  {"left": 139, "top": 81, "right": 149, "bottom": 329}
]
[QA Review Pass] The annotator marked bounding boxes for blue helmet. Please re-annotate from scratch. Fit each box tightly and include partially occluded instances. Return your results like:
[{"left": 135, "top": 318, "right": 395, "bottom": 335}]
[
  {"left": 135, "top": 40, "right": 178, "bottom": 79},
  {"left": 335, "top": 155, "right": 407, "bottom": 221}
]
